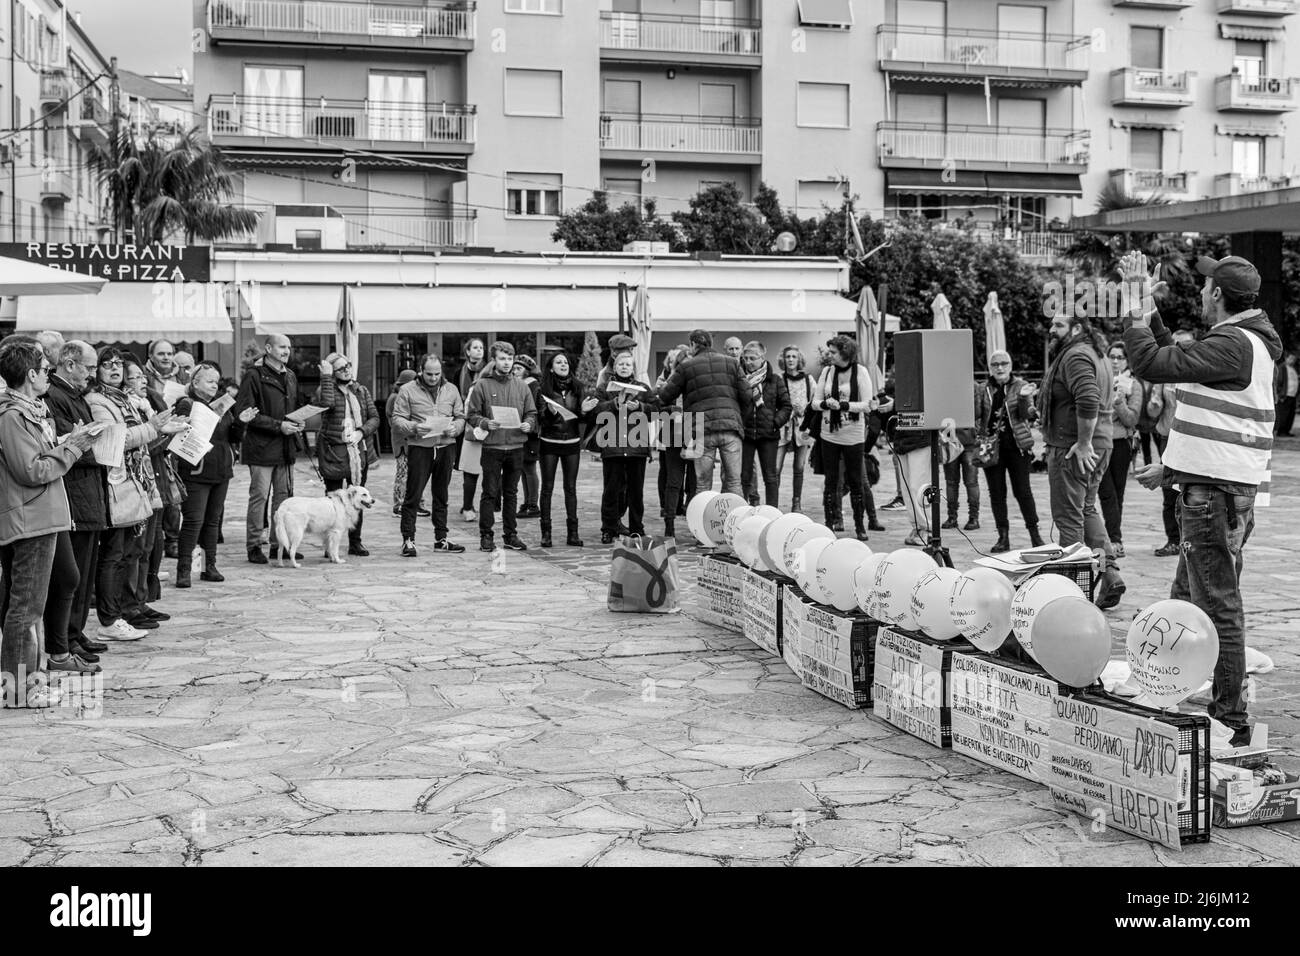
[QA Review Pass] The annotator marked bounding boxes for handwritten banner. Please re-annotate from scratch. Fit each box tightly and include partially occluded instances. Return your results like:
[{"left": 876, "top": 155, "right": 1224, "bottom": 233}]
[
  {"left": 872, "top": 628, "right": 953, "bottom": 747},
  {"left": 950, "top": 652, "right": 1061, "bottom": 783},
  {"left": 742, "top": 567, "right": 782, "bottom": 658},
  {"left": 695, "top": 554, "right": 745, "bottom": 634},
  {"left": 797, "top": 601, "right": 874, "bottom": 710},
  {"left": 781, "top": 585, "right": 806, "bottom": 680}
]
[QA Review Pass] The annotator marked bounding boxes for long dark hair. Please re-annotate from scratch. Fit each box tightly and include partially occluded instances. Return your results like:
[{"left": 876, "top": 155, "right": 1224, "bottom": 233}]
[{"left": 540, "top": 351, "right": 583, "bottom": 400}]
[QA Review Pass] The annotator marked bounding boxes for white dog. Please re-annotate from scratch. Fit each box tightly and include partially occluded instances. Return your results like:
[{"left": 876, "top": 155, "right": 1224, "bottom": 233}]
[{"left": 273, "top": 486, "right": 375, "bottom": 568}]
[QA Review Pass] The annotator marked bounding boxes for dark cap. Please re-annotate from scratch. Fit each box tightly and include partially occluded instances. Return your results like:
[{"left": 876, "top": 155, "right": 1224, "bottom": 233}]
[
  {"left": 608, "top": 334, "right": 637, "bottom": 352},
  {"left": 396, "top": 369, "right": 417, "bottom": 385},
  {"left": 1197, "top": 255, "right": 1261, "bottom": 298}
]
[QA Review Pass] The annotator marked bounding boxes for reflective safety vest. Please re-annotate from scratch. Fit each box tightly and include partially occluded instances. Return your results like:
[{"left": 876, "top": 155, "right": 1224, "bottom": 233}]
[{"left": 1162, "top": 324, "right": 1274, "bottom": 506}]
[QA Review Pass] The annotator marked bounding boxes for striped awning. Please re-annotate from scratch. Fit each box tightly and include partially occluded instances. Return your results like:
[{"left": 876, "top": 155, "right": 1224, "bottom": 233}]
[{"left": 1220, "top": 23, "right": 1284, "bottom": 41}]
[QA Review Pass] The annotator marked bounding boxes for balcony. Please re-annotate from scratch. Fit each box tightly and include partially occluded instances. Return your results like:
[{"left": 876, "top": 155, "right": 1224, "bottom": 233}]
[
  {"left": 1215, "top": 74, "right": 1298, "bottom": 111},
  {"left": 599, "top": 12, "right": 761, "bottom": 66},
  {"left": 345, "top": 210, "right": 477, "bottom": 248},
  {"left": 599, "top": 114, "right": 761, "bottom": 163},
  {"left": 1015, "top": 231, "right": 1075, "bottom": 264},
  {"left": 206, "top": 0, "right": 476, "bottom": 52},
  {"left": 877, "top": 25, "right": 1089, "bottom": 86},
  {"left": 1109, "top": 68, "right": 1194, "bottom": 107},
  {"left": 1214, "top": 172, "right": 1294, "bottom": 196},
  {"left": 40, "top": 170, "right": 75, "bottom": 205},
  {"left": 1111, "top": 169, "right": 1193, "bottom": 199},
  {"left": 77, "top": 96, "right": 112, "bottom": 147},
  {"left": 207, "top": 96, "right": 476, "bottom": 154},
  {"left": 39, "top": 70, "right": 70, "bottom": 109},
  {"left": 877, "top": 122, "right": 1090, "bottom": 173},
  {"left": 1114, "top": 1, "right": 1192, "bottom": 7},
  {"left": 1217, "top": 0, "right": 1297, "bottom": 15}
]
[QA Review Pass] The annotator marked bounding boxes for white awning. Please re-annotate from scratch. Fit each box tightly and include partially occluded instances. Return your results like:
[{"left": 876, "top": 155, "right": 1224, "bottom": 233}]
[
  {"left": 647, "top": 289, "right": 858, "bottom": 332},
  {"left": 0, "top": 255, "right": 108, "bottom": 297},
  {"left": 241, "top": 284, "right": 342, "bottom": 334},
  {"left": 351, "top": 286, "right": 621, "bottom": 332},
  {"left": 15, "top": 282, "right": 232, "bottom": 344}
]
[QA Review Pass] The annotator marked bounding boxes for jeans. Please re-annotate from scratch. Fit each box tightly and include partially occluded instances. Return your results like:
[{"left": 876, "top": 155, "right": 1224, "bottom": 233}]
[
  {"left": 776, "top": 442, "right": 810, "bottom": 509},
  {"left": 180, "top": 480, "right": 230, "bottom": 570},
  {"left": 1137, "top": 429, "right": 1156, "bottom": 467},
  {"left": 983, "top": 439, "right": 1039, "bottom": 532},
  {"left": 479, "top": 446, "right": 524, "bottom": 540},
  {"left": 67, "top": 529, "right": 100, "bottom": 645},
  {"left": 403, "top": 445, "right": 454, "bottom": 541},
  {"left": 324, "top": 461, "right": 369, "bottom": 546},
  {"left": 944, "top": 448, "right": 980, "bottom": 521},
  {"left": 246, "top": 463, "right": 294, "bottom": 551},
  {"left": 163, "top": 502, "right": 181, "bottom": 552},
  {"left": 657, "top": 447, "right": 694, "bottom": 522},
  {"left": 521, "top": 460, "right": 540, "bottom": 509},
  {"left": 463, "top": 472, "right": 479, "bottom": 513},
  {"left": 602, "top": 456, "right": 647, "bottom": 536},
  {"left": 821, "top": 440, "right": 866, "bottom": 529},
  {"left": 95, "top": 526, "right": 133, "bottom": 625},
  {"left": 120, "top": 511, "right": 159, "bottom": 620},
  {"left": 694, "top": 431, "right": 743, "bottom": 496},
  {"left": 1173, "top": 485, "right": 1255, "bottom": 732},
  {"left": 741, "top": 438, "right": 780, "bottom": 506},
  {"left": 541, "top": 450, "right": 581, "bottom": 531},
  {"left": 0, "top": 533, "right": 58, "bottom": 685},
  {"left": 1155, "top": 434, "right": 1179, "bottom": 543},
  {"left": 1046, "top": 445, "right": 1116, "bottom": 563},
  {"left": 1099, "top": 436, "right": 1134, "bottom": 544},
  {"left": 1, "top": 531, "right": 78, "bottom": 661}
]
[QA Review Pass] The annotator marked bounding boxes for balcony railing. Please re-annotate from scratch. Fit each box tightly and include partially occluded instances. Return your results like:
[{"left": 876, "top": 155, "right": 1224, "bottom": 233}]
[
  {"left": 1016, "top": 231, "right": 1075, "bottom": 261},
  {"left": 40, "top": 170, "right": 75, "bottom": 203},
  {"left": 208, "top": 95, "right": 476, "bottom": 146},
  {"left": 345, "top": 210, "right": 477, "bottom": 248},
  {"left": 1114, "top": 1, "right": 1191, "bottom": 8},
  {"left": 207, "top": 0, "right": 476, "bottom": 43},
  {"left": 599, "top": 12, "right": 761, "bottom": 57},
  {"left": 878, "top": 122, "right": 1090, "bottom": 168},
  {"left": 1214, "top": 172, "right": 1294, "bottom": 196},
  {"left": 877, "top": 25, "right": 1089, "bottom": 76},
  {"left": 599, "top": 114, "right": 761, "bottom": 155},
  {"left": 1215, "top": 74, "right": 1298, "bottom": 111},
  {"left": 40, "top": 70, "right": 70, "bottom": 107},
  {"left": 1111, "top": 169, "right": 1192, "bottom": 197},
  {"left": 1217, "top": 0, "right": 1297, "bottom": 15},
  {"left": 1109, "top": 68, "right": 1194, "bottom": 107}
]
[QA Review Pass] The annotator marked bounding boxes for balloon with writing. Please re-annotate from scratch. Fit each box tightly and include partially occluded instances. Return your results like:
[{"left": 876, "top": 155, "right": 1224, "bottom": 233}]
[
  {"left": 950, "top": 567, "right": 1016, "bottom": 652},
  {"left": 1032, "top": 597, "right": 1110, "bottom": 688},
  {"left": 1009, "top": 574, "right": 1084, "bottom": 660},
  {"left": 815, "top": 539, "right": 872, "bottom": 613},
  {"left": 782, "top": 524, "right": 835, "bottom": 582},
  {"left": 686, "top": 491, "right": 719, "bottom": 547},
  {"left": 700, "top": 492, "right": 746, "bottom": 546},
  {"left": 1125, "top": 599, "right": 1219, "bottom": 708},
  {"left": 910, "top": 567, "right": 963, "bottom": 641},
  {"left": 853, "top": 552, "right": 889, "bottom": 619},
  {"left": 792, "top": 537, "right": 835, "bottom": 605},
  {"left": 759, "top": 513, "right": 811, "bottom": 576},
  {"left": 751, "top": 505, "right": 782, "bottom": 523},
  {"left": 875, "top": 549, "right": 939, "bottom": 630},
  {"left": 722, "top": 505, "right": 756, "bottom": 548},
  {"left": 733, "top": 515, "right": 771, "bottom": 569}
]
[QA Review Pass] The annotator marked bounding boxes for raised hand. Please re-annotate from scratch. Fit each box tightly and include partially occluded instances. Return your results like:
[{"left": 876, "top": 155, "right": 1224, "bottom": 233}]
[{"left": 238, "top": 406, "right": 259, "bottom": 424}]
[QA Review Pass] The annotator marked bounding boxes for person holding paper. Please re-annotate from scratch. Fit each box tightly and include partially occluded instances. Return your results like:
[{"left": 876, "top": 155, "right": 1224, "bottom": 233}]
[
  {"left": 314, "top": 353, "right": 380, "bottom": 557},
  {"left": 386, "top": 370, "right": 428, "bottom": 517},
  {"left": 0, "top": 341, "right": 105, "bottom": 704},
  {"left": 392, "top": 354, "right": 466, "bottom": 557},
  {"left": 464, "top": 341, "right": 538, "bottom": 552},
  {"left": 173, "top": 363, "right": 253, "bottom": 588},
  {"left": 594, "top": 352, "right": 653, "bottom": 545},
  {"left": 145, "top": 340, "right": 185, "bottom": 561},
  {"left": 538, "top": 351, "right": 598, "bottom": 548},
  {"left": 235, "top": 335, "right": 303, "bottom": 565}
]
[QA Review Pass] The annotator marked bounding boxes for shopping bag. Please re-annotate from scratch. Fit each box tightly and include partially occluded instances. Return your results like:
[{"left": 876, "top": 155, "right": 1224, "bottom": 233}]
[
  {"left": 458, "top": 436, "right": 483, "bottom": 476},
  {"left": 608, "top": 535, "right": 681, "bottom": 614}
]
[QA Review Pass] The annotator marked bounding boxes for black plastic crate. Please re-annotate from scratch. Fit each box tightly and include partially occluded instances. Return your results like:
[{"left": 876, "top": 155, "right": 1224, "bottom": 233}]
[
  {"left": 1025, "top": 558, "right": 1098, "bottom": 602},
  {"left": 784, "top": 585, "right": 877, "bottom": 709},
  {"left": 1064, "top": 689, "right": 1212, "bottom": 846}
]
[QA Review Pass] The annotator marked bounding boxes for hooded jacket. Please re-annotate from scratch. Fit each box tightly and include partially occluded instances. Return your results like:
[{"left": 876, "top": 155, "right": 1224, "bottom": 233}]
[
  {"left": 0, "top": 390, "right": 82, "bottom": 546},
  {"left": 465, "top": 366, "right": 539, "bottom": 450},
  {"left": 392, "top": 376, "right": 464, "bottom": 451},
  {"left": 43, "top": 373, "right": 108, "bottom": 530},
  {"left": 235, "top": 358, "right": 301, "bottom": 467}
]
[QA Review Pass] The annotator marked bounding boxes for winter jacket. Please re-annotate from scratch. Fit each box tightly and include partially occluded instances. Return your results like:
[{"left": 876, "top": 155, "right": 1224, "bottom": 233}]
[
  {"left": 42, "top": 373, "right": 108, "bottom": 531},
  {"left": 464, "top": 368, "right": 538, "bottom": 451},
  {"left": 780, "top": 372, "right": 815, "bottom": 447},
  {"left": 742, "top": 363, "right": 793, "bottom": 442},
  {"left": 458, "top": 361, "right": 486, "bottom": 401},
  {"left": 86, "top": 387, "right": 163, "bottom": 523},
  {"left": 593, "top": 374, "right": 654, "bottom": 459},
  {"left": 391, "top": 377, "right": 464, "bottom": 451},
  {"left": 235, "top": 358, "right": 301, "bottom": 467},
  {"left": 538, "top": 377, "right": 591, "bottom": 445},
  {"left": 313, "top": 376, "right": 380, "bottom": 481},
  {"left": 0, "top": 390, "right": 81, "bottom": 546},
  {"left": 975, "top": 377, "right": 1039, "bottom": 453},
  {"left": 139, "top": 391, "right": 184, "bottom": 509},
  {"left": 173, "top": 392, "right": 245, "bottom": 485},
  {"left": 1109, "top": 371, "right": 1143, "bottom": 440},
  {"left": 652, "top": 349, "right": 752, "bottom": 436},
  {"left": 144, "top": 359, "right": 176, "bottom": 409},
  {"left": 1039, "top": 338, "right": 1114, "bottom": 449}
]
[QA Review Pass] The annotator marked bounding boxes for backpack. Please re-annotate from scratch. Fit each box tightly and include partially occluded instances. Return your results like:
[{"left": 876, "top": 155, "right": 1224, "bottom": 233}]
[{"left": 1136, "top": 379, "right": 1159, "bottom": 433}]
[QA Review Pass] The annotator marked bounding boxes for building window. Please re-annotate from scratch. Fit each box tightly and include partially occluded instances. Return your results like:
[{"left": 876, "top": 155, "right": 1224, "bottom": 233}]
[
  {"left": 505, "top": 0, "right": 562, "bottom": 14},
  {"left": 1234, "top": 40, "right": 1267, "bottom": 88},
  {"left": 507, "top": 173, "right": 562, "bottom": 217},
  {"left": 797, "top": 82, "right": 850, "bottom": 128},
  {"left": 1130, "top": 128, "right": 1163, "bottom": 171},
  {"left": 1233, "top": 137, "right": 1265, "bottom": 179},
  {"left": 797, "top": 0, "right": 854, "bottom": 30},
  {"left": 1131, "top": 26, "right": 1163, "bottom": 70},
  {"left": 603, "top": 178, "right": 642, "bottom": 208},
  {"left": 243, "top": 66, "right": 304, "bottom": 137},
  {"left": 700, "top": 0, "right": 736, "bottom": 26},
  {"left": 368, "top": 72, "right": 427, "bottom": 142},
  {"left": 504, "top": 68, "right": 563, "bottom": 117}
]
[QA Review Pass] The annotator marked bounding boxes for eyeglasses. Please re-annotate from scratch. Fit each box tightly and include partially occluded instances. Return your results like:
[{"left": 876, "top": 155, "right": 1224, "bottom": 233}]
[
  {"left": 333, "top": 361, "right": 352, "bottom": 371},
  {"left": 99, "top": 359, "right": 124, "bottom": 369},
  {"left": 990, "top": 361, "right": 1011, "bottom": 368},
  {"left": 36, "top": 364, "right": 53, "bottom": 376}
]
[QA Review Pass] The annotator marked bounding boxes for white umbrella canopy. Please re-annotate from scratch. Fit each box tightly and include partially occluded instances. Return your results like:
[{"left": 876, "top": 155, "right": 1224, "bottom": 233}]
[
  {"left": 0, "top": 255, "right": 108, "bottom": 297},
  {"left": 931, "top": 293, "right": 953, "bottom": 331},
  {"left": 856, "top": 286, "right": 883, "bottom": 395},
  {"left": 336, "top": 285, "right": 358, "bottom": 364},
  {"left": 983, "top": 292, "right": 1007, "bottom": 365},
  {"left": 630, "top": 285, "right": 652, "bottom": 385}
]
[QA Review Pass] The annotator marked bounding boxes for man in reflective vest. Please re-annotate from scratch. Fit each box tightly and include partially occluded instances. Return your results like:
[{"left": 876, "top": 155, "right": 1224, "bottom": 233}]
[{"left": 1122, "top": 252, "right": 1282, "bottom": 748}]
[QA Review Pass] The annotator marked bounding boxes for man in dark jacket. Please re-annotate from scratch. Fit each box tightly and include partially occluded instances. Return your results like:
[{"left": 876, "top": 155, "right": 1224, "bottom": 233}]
[
  {"left": 235, "top": 334, "right": 303, "bottom": 564},
  {"left": 1122, "top": 252, "right": 1282, "bottom": 747},
  {"left": 314, "top": 352, "right": 380, "bottom": 556},
  {"left": 652, "top": 329, "right": 752, "bottom": 496},
  {"left": 42, "top": 340, "right": 108, "bottom": 664},
  {"left": 739, "top": 342, "right": 792, "bottom": 507}
]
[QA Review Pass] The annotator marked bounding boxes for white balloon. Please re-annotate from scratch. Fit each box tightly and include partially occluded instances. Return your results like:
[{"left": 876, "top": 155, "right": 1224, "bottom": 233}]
[
  {"left": 1010, "top": 574, "right": 1085, "bottom": 660},
  {"left": 751, "top": 505, "right": 782, "bottom": 523},
  {"left": 758, "top": 513, "right": 811, "bottom": 576},
  {"left": 852, "top": 552, "right": 889, "bottom": 618},
  {"left": 686, "top": 490, "right": 720, "bottom": 547},
  {"left": 910, "top": 567, "right": 964, "bottom": 641},
  {"left": 722, "top": 505, "right": 756, "bottom": 547},
  {"left": 950, "top": 567, "right": 1017, "bottom": 652},
  {"left": 792, "top": 537, "right": 835, "bottom": 604},
  {"left": 815, "top": 539, "right": 872, "bottom": 612},
  {"left": 781, "top": 524, "right": 835, "bottom": 580},
  {"left": 734, "top": 515, "right": 771, "bottom": 568},
  {"left": 876, "top": 549, "right": 939, "bottom": 630},
  {"left": 699, "top": 492, "right": 746, "bottom": 546}
]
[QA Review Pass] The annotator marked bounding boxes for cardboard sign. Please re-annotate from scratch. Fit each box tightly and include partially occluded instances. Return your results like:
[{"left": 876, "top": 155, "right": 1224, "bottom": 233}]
[
  {"left": 872, "top": 628, "right": 954, "bottom": 747},
  {"left": 799, "top": 601, "right": 874, "bottom": 710},
  {"left": 950, "top": 652, "right": 1062, "bottom": 783},
  {"left": 1048, "top": 695, "right": 1185, "bottom": 850},
  {"left": 696, "top": 554, "right": 744, "bottom": 634},
  {"left": 741, "top": 567, "right": 782, "bottom": 657},
  {"left": 781, "top": 585, "right": 805, "bottom": 680}
]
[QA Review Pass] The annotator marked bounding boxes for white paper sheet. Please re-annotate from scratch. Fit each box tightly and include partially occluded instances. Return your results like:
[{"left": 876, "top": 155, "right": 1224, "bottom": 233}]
[
  {"left": 209, "top": 393, "right": 235, "bottom": 418},
  {"left": 91, "top": 423, "right": 125, "bottom": 468},
  {"left": 285, "top": 404, "right": 328, "bottom": 425},
  {"left": 168, "top": 432, "right": 213, "bottom": 467},
  {"left": 162, "top": 381, "right": 187, "bottom": 408},
  {"left": 542, "top": 395, "right": 576, "bottom": 421},
  {"left": 491, "top": 405, "right": 522, "bottom": 429}
]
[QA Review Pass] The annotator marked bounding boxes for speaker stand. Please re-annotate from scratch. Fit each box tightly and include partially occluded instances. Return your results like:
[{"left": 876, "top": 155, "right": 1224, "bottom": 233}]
[{"left": 924, "top": 432, "right": 954, "bottom": 569}]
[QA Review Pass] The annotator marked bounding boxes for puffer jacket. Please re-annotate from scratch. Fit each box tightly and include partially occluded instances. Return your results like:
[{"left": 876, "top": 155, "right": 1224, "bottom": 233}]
[
  {"left": 43, "top": 373, "right": 108, "bottom": 530},
  {"left": 314, "top": 375, "right": 380, "bottom": 481},
  {"left": 0, "top": 390, "right": 82, "bottom": 546},
  {"left": 594, "top": 374, "right": 654, "bottom": 459},
  {"left": 173, "top": 392, "right": 245, "bottom": 485},
  {"left": 975, "top": 376, "right": 1040, "bottom": 453},
  {"left": 742, "top": 363, "right": 793, "bottom": 442},
  {"left": 235, "top": 358, "right": 300, "bottom": 466},
  {"left": 652, "top": 349, "right": 752, "bottom": 436},
  {"left": 780, "top": 372, "right": 815, "bottom": 447}
]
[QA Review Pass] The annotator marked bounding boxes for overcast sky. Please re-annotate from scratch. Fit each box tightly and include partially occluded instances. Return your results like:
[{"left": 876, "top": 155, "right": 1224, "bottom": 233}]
[{"left": 72, "top": 0, "right": 192, "bottom": 79}]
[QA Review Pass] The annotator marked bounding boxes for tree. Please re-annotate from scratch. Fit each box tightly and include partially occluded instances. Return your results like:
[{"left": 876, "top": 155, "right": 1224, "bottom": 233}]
[
  {"left": 575, "top": 330, "right": 603, "bottom": 389},
  {"left": 97, "top": 126, "right": 260, "bottom": 244},
  {"left": 673, "top": 182, "right": 773, "bottom": 254},
  {"left": 551, "top": 192, "right": 681, "bottom": 252}
]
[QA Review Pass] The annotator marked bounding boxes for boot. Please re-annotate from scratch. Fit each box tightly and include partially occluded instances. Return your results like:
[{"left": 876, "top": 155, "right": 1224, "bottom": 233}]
[
  {"left": 964, "top": 512, "right": 980, "bottom": 531},
  {"left": 991, "top": 528, "right": 1011, "bottom": 554},
  {"left": 791, "top": 497, "right": 802, "bottom": 514},
  {"left": 1028, "top": 524, "right": 1045, "bottom": 548},
  {"left": 792, "top": 471, "right": 804, "bottom": 515},
  {"left": 176, "top": 565, "right": 192, "bottom": 589},
  {"left": 540, "top": 521, "right": 553, "bottom": 549},
  {"left": 664, "top": 518, "right": 675, "bottom": 539},
  {"left": 1095, "top": 552, "right": 1127, "bottom": 611},
  {"left": 942, "top": 515, "right": 958, "bottom": 530},
  {"left": 566, "top": 519, "right": 583, "bottom": 548}
]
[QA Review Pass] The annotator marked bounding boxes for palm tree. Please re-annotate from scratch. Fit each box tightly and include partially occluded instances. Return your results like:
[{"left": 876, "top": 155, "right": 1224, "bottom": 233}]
[
  {"left": 96, "top": 126, "right": 260, "bottom": 244},
  {"left": 1064, "top": 178, "right": 1188, "bottom": 285}
]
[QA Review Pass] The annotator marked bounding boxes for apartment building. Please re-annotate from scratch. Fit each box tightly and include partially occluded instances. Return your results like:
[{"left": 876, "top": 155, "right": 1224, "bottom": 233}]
[{"left": 0, "top": 0, "right": 115, "bottom": 243}]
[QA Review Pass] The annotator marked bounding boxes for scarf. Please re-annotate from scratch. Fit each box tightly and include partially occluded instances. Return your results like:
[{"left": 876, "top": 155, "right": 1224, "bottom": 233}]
[
  {"left": 9, "top": 390, "right": 56, "bottom": 446},
  {"left": 96, "top": 382, "right": 144, "bottom": 426},
  {"left": 339, "top": 380, "right": 364, "bottom": 485},
  {"left": 826, "top": 364, "right": 861, "bottom": 433},
  {"left": 745, "top": 364, "right": 768, "bottom": 408}
]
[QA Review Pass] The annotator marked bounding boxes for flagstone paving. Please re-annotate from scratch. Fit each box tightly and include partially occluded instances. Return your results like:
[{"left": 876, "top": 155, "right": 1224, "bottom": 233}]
[{"left": 1, "top": 442, "right": 1297, "bottom": 867}]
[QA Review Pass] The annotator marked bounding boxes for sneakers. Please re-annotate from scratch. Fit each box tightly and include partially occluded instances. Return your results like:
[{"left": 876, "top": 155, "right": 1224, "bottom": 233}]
[
  {"left": 417, "top": 506, "right": 432, "bottom": 518},
  {"left": 1095, "top": 572, "right": 1127, "bottom": 611},
  {"left": 247, "top": 547, "right": 268, "bottom": 565},
  {"left": 463, "top": 509, "right": 478, "bottom": 523},
  {"left": 904, "top": 531, "right": 927, "bottom": 547},
  {"left": 1154, "top": 541, "right": 1179, "bottom": 557},
  {"left": 200, "top": 568, "right": 225, "bottom": 582},
  {"left": 47, "top": 654, "right": 100, "bottom": 675},
  {"left": 402, "top": 539, "right": 418, "bottom": 558},
  {"left": 98, "top": 619, "right": 146, "bottom": 642},
  {"left": 480, "top": 535, "right": 495, "bottom": 552},
  {"left": 503, "top": 536, "right": 528, "bottom": 551},
  {"left": 433, "top": 539, "right": 466, "bottom": 554},
  {"left": 882, "top": 496, "right": 906, "bottom": 512}
]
